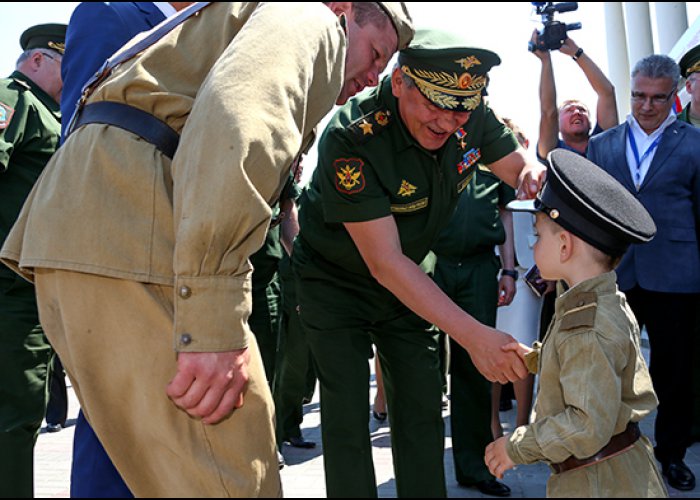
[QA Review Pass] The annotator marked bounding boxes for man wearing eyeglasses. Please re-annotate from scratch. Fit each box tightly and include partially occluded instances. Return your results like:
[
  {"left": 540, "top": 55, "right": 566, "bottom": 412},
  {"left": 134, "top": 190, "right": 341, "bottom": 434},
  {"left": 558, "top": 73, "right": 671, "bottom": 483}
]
[
  {"left": 588, "top": 54, "right": 700, "bottom": 493},
  {"left": 0, "top": 23, "right": 66, "bottom": 498}
]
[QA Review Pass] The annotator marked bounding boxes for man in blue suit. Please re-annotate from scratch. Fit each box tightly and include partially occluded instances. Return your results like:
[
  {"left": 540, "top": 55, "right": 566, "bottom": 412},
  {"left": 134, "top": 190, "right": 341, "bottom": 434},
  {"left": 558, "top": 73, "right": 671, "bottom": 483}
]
[
  {"left": 60, "top": 3, "right": 188, "bottom": 497},
  {"left": 60, "top": 2, "right": 180, "bottom": 138},
  {"left": 587, "top": 54, "right": 700, "bottom": 492}
]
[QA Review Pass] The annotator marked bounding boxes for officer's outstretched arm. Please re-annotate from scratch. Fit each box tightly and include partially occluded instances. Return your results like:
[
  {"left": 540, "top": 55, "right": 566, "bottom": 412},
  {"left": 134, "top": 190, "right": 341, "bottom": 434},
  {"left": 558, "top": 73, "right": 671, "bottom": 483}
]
[
  {"left": 487, "top": 149, "right": 547, "bottom": 200},
  {"left": 344, "top": 216, "right": 528, "bottom": 384}
]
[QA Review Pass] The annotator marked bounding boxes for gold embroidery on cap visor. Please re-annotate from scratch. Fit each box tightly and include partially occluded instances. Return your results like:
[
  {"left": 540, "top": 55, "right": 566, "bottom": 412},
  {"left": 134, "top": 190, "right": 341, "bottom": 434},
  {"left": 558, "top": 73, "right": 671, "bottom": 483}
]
[
  {"left": 688, "top": 60, "right": 700, "bottom": 75},
  {"left": 47, "top": 41, "right": 65, "bottom": 54},
  {"left": 455, "top": 56, "right": 482, "bottom": 70},
  {"left": 401, "top": 66, "right": 485, "bottom": 110}
]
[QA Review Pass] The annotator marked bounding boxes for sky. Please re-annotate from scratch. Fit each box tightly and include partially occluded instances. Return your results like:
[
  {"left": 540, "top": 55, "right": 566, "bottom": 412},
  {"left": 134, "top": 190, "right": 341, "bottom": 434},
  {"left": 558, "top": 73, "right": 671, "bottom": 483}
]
[{"left": 1, "top": 2, "right": 698, "bottom": 183}]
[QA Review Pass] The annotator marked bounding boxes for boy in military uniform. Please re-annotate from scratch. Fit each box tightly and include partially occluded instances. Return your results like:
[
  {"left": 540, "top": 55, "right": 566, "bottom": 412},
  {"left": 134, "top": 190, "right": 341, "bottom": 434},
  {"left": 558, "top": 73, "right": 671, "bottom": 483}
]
[
  {"left": 0, "top": 23, "right": 66, "bottom": 498},
  {"left": 485, "top": 149, "right": 668, "bottom": 498},
  {"left": 293, "top": 29, "right": 546, "bottom": 497}
]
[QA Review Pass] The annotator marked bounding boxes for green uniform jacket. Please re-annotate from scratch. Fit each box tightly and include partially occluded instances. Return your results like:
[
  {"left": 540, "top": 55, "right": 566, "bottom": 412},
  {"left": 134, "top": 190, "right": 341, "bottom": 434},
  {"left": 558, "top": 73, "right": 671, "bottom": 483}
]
[
  {"left": 0, "top": 71, "right": 60, "bottom": 283},
  {"left": 678, "top": 104, "right": 699, "bottom": 126},
  {"left": 296, "top": 76, "right": 517, "bottom": 313},
  {"left": 506, "top": 272, "right": 667, "bottom": 498},
  {"left": 433, "top": 166, "right": 515, "bottom": 259}
]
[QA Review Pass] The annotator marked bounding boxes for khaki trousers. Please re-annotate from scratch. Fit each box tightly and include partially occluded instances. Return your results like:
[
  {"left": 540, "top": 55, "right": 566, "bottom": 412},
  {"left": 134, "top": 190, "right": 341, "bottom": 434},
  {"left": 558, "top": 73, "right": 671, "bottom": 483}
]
[{"left": 35, "top": 269, "right": 281, "bottom": 498}]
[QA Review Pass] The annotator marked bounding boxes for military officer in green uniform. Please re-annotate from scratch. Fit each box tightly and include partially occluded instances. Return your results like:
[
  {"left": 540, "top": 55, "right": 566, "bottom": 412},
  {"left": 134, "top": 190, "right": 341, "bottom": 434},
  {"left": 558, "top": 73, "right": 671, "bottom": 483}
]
[
  {"left": 273, "top": 180, "right": 318, "bottom": 451},
  {"left": 432, "top": 165, "right": 516, "bottom": 497},
  {"left": 0, "top": 23, "right": 66, "bottom": 498},
  {"left": 249, "top": 218, "right": 284, "bottom": 383},
  {"left": 678, "top": 44, "right": 700, "bottom": 445},
  {"left": 679, "top": 45, "right": 700, "bottom": 127},
  {"left": 292, "top": 29, "right": 546, "bottom": 497}
]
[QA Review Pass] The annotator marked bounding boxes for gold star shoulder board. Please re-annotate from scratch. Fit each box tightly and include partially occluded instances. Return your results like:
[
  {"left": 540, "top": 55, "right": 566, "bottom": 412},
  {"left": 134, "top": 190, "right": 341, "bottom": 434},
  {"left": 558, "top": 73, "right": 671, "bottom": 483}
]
[{"left": 347, "top": 108, "right": 393, "bottom": 145}]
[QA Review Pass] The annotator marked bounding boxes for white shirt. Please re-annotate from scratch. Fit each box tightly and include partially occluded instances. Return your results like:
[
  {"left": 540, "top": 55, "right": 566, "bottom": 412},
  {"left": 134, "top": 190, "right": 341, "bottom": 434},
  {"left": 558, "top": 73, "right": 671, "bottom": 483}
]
[
  {"left": 153, "top": 2, "right": 177, "bottom": 18},
  {"left": 625, "top": 111, "right": 676, "bottom": 190}
]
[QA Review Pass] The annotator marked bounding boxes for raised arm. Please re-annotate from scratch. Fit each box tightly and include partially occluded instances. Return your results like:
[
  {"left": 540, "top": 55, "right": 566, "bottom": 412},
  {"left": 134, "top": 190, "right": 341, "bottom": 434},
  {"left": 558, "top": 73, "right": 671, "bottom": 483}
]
[
  {"left": 531, "top": 30, "right": 559, "bottom": 160},
  {"left": 559, "top": 37, "right": 618, "bottom": 130}
]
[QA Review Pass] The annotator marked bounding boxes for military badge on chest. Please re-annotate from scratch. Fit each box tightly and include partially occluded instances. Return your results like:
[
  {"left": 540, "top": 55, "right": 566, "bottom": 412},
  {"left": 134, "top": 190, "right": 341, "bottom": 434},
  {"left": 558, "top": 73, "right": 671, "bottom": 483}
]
[
  {"left": 334, "top": 158, "right": 366, "bottom": 194},
  {"left": 457, "top": 147, "right": 481, "bottom": 175},
  {"left": 397, "top": 180, "right": 417, "bottom": 197}
]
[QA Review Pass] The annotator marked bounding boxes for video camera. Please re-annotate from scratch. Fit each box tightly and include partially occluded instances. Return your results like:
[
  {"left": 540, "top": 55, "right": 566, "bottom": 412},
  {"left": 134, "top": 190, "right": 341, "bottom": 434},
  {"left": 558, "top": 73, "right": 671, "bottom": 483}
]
[{"left": 528, "top": 2, "right": 582, "bottom": 52}]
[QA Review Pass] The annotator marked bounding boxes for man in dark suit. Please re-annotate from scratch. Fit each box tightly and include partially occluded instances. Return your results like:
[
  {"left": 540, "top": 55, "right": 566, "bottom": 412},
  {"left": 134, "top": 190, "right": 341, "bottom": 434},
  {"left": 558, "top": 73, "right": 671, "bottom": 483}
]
[
  {"left": 60, "top": 3, "right": 185, "bottom": 497},
  {"left": 587, "top": 54, "right": 700, "bottom": 492}
]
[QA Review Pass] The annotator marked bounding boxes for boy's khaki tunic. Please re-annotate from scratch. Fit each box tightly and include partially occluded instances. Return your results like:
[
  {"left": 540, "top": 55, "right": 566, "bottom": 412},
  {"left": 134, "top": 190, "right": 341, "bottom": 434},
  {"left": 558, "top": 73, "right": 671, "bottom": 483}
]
[
  {"left": 506, "top": 272, "right": 667, "bottom": 498},
  {"left": 0, "top": 3, "right": 346, "bottom": 497}
]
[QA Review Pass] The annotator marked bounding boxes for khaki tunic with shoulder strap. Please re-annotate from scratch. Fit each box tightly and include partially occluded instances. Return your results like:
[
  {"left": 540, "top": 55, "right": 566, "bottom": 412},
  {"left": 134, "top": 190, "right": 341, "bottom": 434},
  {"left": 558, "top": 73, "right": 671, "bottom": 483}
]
[
  {"left": 506, "top": 272, "right": 667, "bottom": 498},
  {"left": 0, "top": 3, "right": 346, "bottom": 497},
  {"left": 1, "top": 2, "right": 346, "bottom": 352}
]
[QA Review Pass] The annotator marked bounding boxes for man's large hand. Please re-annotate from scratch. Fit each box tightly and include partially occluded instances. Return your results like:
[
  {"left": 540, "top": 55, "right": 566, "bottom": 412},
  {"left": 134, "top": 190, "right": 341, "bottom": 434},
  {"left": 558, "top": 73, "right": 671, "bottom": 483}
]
[
  {"left": 466, "top": 327, "right": 529, "bottom": 384},
  {"left": 166, "top": 349, "right": 250, "bottom": 425},
  {"left": 517, "top": 161, "right": 547, "bottom": 200}
]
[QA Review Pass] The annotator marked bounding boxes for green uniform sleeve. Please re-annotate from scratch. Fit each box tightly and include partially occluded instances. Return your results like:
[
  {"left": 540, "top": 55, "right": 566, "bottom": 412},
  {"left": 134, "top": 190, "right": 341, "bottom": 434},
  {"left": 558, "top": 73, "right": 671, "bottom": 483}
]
[
  {"left": 498, "top": 180, "right": 516, "bottom": 206},
  {"left": 478, "top": 105, "right": 519, "bottom": 166},
  {"left": 316, "top": 128, "right": 392, "bottom": 224}
]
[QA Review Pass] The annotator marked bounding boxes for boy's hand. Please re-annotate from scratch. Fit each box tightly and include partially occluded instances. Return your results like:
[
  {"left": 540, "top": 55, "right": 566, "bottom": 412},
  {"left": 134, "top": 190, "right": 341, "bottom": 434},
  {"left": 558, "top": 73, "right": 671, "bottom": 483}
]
[
  {"left": 485, "top": 437, "right": 516, "bottom": 479},
  {"left": 501, "top": 341, "right": 533, "bottom": 360}
]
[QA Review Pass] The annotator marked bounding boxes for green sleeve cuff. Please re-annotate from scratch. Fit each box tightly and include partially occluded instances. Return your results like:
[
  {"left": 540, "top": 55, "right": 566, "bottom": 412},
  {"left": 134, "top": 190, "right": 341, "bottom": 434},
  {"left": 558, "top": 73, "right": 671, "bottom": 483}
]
[{"left": 322, "top": 197, "right": 391, "bottom": 223}]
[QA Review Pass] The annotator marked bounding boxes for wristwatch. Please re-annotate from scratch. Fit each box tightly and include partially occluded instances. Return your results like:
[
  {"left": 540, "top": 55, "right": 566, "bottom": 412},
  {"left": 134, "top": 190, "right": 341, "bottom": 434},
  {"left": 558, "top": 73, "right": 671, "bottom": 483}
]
[
  {"left": 572, "top": 47, "right": 584, "bottom": 61},
  {"left": 501, "top": 269, "right": 519, "bottom": 280}
]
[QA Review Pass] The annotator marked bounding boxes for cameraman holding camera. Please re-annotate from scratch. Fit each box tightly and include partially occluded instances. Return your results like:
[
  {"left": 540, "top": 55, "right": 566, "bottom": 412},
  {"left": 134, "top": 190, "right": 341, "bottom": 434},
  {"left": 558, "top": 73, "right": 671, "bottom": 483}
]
[{"left": 531, "top": 32, "right": 619, "bottom": 161}]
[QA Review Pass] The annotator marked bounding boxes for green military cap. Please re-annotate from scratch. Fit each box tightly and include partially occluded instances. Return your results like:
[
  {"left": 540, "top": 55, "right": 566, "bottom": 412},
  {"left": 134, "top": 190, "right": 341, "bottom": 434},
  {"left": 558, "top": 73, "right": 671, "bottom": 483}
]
[
  {"left": 20, "top": 23, "right": 67, "bottom": 54},
  {"left": 508, "top": 149, "right": 656, "bottom": 257},
  {"left": 398, "top": 28, "right": 501, "bottom": 111},
  {"left": 376, "top": 3, "right": 414, "bottom": 50},
  {"left": 679, "top": 44, "right": 700, "bottom": 78}
]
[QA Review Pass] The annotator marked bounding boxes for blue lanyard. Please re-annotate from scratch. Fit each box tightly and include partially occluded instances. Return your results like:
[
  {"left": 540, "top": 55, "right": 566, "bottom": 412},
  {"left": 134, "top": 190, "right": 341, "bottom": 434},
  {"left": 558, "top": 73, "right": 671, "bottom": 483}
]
[{"left": 628, "top": 129, "right": 661, "bottom": 188}]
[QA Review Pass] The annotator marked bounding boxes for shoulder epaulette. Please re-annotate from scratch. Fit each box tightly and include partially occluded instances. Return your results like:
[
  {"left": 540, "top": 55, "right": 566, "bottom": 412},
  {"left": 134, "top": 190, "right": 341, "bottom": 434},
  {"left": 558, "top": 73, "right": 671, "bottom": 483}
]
[
  {"left": 347, "top": 108, "right": 393, "bottom": 145},
  {"left": 559, "top": 291, "right": 598, "bottom": 331}
]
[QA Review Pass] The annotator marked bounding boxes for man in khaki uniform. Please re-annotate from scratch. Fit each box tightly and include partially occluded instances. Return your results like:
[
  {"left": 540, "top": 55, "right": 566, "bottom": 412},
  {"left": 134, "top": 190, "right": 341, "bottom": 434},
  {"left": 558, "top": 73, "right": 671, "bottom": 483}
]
[{"left": 0, "top": 3, "right": 413, "bottom": 497}]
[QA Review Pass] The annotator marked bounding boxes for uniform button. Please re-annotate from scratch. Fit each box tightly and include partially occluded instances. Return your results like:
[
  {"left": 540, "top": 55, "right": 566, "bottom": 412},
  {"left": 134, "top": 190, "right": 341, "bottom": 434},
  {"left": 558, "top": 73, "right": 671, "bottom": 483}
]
[
  {"left": 180, "top": 333, "right": 192, "bottom": 345},
  {"left": 179, "top": 286, "right": 192, "bottom": 299},
  {"left": 577, "top": 301, "right": 585, "bottom": 307}
]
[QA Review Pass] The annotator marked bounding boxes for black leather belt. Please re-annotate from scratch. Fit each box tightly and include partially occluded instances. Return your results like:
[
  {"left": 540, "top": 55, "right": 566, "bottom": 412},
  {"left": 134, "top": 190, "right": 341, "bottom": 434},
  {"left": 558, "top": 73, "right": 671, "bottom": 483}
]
[
  {"left": 70, "top": 101, "right": 179, "bottom": 158},
  {"left": 551, "top": 422, "right": 641, "bottom": 474}
]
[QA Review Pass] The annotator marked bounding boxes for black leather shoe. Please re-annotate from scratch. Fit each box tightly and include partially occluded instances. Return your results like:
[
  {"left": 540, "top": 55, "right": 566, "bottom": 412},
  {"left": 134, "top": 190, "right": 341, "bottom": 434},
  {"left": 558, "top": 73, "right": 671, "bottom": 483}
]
[
  {"left": 46, "top": 423, "right": 63, "bottom": 433},
  {"left": 663, "top": 460, "right": 695, "bottom": 491},
  {"left": 474, "top": 479, "right": 511, "bottom": 497},
  {"left": 286, "top": 436, "right": 316, "bottom": 449}
]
